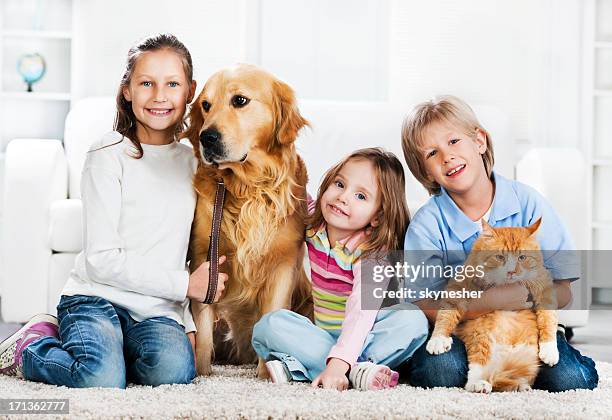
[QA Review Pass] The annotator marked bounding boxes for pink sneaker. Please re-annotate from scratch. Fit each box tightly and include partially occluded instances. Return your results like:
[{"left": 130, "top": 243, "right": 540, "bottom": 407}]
[
  {"left": 0, "top": 314, "right": 59, "bottom": 378},
  {"left": 349, "top": 362, "right": 400, "bottom": 391}
]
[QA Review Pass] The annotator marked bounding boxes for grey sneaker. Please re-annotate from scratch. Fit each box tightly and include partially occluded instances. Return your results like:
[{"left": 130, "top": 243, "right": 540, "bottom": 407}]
[
  {"left": 265, "top": 360, "right": 292, "bottom": 384},
  {"left": 0, "top": 314, "right": 59, "bottom": 378}
]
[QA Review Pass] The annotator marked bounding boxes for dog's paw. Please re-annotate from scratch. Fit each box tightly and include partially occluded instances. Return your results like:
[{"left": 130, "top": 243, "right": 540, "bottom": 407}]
[
  {"left": 426, "top": 335, "right": 453, "bottom": 355},
  {"left": 196, "top": 360, "right": 213, "bottom": 377},
  {"left": 518, "top": 383, "right": 532, "bottom": 392},
  {"left": 465, "top": 379, "right": 492, "bottom": 394},
  {"left": 256, "top": 359, "right": 271, "bottom": 380},
  {"left": 538, "top": 340, "right": 559, "bottom": 366}
]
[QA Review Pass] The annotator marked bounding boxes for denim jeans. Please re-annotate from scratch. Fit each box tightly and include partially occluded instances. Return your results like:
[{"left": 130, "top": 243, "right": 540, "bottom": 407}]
[
  {"left": 403, "top": 330, "right": 598, "bottom": 392},
  {"left": 22, "top": 295, "right": 196, "bottom": 388},
  {"left": 252, "top": 305, "right": 429, "bottom": 381}
]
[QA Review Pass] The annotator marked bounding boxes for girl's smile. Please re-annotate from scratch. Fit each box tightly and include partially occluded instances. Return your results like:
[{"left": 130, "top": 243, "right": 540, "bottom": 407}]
[
  {"left": 327, "top": 203, "right": 349, "bottom": 217},
  {"left": 145, "top": 107, "right": 174, "bottom": 117}
]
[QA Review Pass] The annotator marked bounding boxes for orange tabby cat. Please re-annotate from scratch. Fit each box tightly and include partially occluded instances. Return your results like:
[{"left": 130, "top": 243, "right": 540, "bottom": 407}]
[{"left": 426, "top": 218, "right": 558, "bottom": 393}]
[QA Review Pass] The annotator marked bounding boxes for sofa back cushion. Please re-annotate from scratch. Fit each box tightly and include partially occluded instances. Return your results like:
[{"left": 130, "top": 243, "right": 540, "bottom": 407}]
[
  {"left": 64, "top": 97, "right": 512, "bottom": 215},
  {"left": 64, "top": 97, "right": 116, "bottom": 198},
  {"left": 296, "top": 100, "right": 512, "bottom": 214}
]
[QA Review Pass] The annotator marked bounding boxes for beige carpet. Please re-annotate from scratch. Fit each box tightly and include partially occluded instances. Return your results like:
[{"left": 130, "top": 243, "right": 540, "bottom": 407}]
[{"left": 0, "top": 362, "right": 610, "bottom": 419}]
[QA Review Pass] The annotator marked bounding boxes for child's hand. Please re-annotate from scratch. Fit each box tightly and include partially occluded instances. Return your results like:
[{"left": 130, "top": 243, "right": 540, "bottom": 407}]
[
  {"left": 187, "top": 256, "right": 228, "bottom": 302},
  {"left": 187, "top": 332, "right": 196, "bottom": 366},
  {"left": 311, "top": 358, "right": 350, "bottom": 391},
  {"left": 482, "top": 283, "right": 532, "bottom": 311}
]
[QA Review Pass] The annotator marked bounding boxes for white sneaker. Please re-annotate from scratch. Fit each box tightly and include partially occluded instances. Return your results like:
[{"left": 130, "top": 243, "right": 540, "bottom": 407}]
[
  {"left": 349, "top": 362, "right": 399, "bottom": 391},
  {"left": 265, "top": 360, "right": 292, "bottom": 384}
]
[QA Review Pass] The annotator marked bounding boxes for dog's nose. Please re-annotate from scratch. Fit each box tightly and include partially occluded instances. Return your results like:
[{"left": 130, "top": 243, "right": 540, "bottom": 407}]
[{"left": 200, "top": 128, "right": 222, "bottom": 145}]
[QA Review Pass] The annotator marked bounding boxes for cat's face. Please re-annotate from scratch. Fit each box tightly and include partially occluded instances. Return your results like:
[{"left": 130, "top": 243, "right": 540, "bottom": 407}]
[
  {"left": 471, "top": 219, "right": 544, "bottom": 287},
  {"left": 480, "top": 250, "right": 541, "bottom": 286}
]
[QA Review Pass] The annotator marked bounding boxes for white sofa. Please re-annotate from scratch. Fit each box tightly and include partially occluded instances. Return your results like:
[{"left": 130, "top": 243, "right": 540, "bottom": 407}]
[{"left": 0, "top": 97, "right": 586, "bottom": 328}]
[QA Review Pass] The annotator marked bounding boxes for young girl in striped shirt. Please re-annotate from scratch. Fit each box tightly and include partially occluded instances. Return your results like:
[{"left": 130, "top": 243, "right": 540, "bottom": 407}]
[{"left": 252, "top": 148, "right": 428, "bottom": 391}]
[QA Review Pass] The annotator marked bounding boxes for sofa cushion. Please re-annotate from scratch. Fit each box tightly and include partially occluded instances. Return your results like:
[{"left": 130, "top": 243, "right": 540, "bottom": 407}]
[
  {"left": 63, "top": 97, "right": 514, "bottom": 204},
  {"left": 296, "top": 100, "right": 513, "bottom": 213},
  {"left": 49, "top": 199, "right": 83, "bottom": 253},
  {"left": 48, "top": 253, "right": 77, "bottom": 315},
  {"left": 64, "top": 97, "right": 116, "bottom": 199}
]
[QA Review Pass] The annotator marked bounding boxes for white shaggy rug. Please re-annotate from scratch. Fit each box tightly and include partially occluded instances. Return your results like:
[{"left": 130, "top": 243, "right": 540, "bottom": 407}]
[{"left": 1, "top": 362, "right": 610, "bottom": 419}]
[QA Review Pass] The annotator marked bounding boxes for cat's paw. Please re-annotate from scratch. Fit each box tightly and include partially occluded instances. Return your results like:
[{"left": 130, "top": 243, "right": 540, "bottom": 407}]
[
  {"left": 426, "top": 335, "right": 453, "bottom": 355},
  {"left": 518, "top": 383, "right": 532, "bottom": 392},
  {"left": 539, "top": 340, "right": 559, "bottom": 366},
  {"left": 465, "top": 379, "right": 492, "bottom": 393}
]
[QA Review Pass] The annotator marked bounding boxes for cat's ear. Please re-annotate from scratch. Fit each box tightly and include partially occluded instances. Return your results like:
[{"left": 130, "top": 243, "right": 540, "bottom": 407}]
[
  {"left": 526, "top": 217, "right": 542, "bottom": 236},
  {"left": 480, "top": 219, "right": 496, "bottom": 239}
]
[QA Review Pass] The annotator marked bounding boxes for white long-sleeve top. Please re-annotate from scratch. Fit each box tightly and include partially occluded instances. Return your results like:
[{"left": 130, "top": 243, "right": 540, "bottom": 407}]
[{"left": 62, "top": 131, "right": 198, "bottom": 332}]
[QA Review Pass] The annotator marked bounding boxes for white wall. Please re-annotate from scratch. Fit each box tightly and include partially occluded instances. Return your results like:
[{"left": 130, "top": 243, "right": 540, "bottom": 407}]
[
  {"left": 72, "top": 0, "right": 250, "bottom": 101},
  {"left": 72, "top": 0, "right": 584, "bottom": 156},
  {"left": 389, "top": 0, "right": 583, "bottom": 154},
  {"left": 257, "top": 0, "right": 389, "bottom": 101}
]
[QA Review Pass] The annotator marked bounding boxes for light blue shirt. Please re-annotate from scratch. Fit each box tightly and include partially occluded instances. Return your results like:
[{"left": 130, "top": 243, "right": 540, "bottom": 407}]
[{"left": 403, "top": 172, "right": 579, "bottom": 300}]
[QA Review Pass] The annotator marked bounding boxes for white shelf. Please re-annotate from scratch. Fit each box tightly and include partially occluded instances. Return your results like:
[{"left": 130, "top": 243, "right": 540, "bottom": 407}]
[
  {"left": 0, "top": 91, "right": 71, "bottom": 101},
  {"left": 0, "top": 0, "right": 74, "bottom": 154},
  {"left": 594, "top": 89, "right": 612, "bottom": 97},
  {"left": 593, "top": 221, "right": 612, "bottom": 229},
  {"left": 587, "top": 0, "right": 612, "bottom": 300},
  {"left": 592, "top": 158, "right": 612, "bottom": 166},
  {"left": 1, "top": 30, "right": 72, "bottom": 40}
]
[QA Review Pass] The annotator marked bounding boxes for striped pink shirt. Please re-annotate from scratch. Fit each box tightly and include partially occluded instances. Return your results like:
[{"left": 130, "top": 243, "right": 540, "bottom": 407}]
[{"left": 306, "top": 199, "right": 381, "bottom": 366}]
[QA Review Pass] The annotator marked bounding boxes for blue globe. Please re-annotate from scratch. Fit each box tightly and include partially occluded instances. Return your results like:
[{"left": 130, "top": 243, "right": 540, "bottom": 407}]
[{"left": 17, "top": 53, "right": 46, "bottom": 92}]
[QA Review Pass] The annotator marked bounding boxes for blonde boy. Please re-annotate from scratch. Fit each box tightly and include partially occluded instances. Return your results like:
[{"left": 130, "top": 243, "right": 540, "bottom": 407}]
[{"left": 399, "top": 95, "right": 597, "bottom": 392}]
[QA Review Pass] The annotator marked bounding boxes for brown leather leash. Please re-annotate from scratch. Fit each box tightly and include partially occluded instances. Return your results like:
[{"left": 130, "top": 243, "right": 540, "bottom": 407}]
[{"left": 203, "top": 180, "right": 226, "bottom": 304}]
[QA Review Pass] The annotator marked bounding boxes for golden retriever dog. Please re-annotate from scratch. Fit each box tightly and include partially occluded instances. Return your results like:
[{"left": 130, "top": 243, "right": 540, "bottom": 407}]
[{"left": 185, "top": 64, "right": 312, "bottom": 378}]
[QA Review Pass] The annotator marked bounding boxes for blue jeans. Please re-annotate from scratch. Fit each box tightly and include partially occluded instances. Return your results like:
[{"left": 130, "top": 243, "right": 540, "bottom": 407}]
[
  {"left": 404, "top": 331, "right": 598, "bottom": 392},
  {"left": 22, "top": 295, "right": 196, "bottom": 388},
  {"left": 252, "top": 305, "right": 428, "bottom": 381}
]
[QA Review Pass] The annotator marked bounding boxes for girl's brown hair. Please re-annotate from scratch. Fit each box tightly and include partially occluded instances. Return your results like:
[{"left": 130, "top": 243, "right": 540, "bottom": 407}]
[
  {"left": 113, "top": 33, "right": 194, "bottom": 158},
  {"left": 308, "top": 148, "right": 410, "bottom": 256},
  {"left": 401, "top": 95, "right": 494, "bottom": 195}
]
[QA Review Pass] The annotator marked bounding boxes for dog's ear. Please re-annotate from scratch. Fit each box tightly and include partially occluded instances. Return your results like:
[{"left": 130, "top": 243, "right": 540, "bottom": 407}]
[
  {"left": 272, "top": 79, "right": 309, "bottom": 146},
  {"left": 184, "top": 98, "right": 204, "bottom": 158}
]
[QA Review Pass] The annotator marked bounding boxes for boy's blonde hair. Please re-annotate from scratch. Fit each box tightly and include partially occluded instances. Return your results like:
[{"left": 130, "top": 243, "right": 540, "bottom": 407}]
[{"left": 401, "top": 95, "right": 494, "bottom": 195}]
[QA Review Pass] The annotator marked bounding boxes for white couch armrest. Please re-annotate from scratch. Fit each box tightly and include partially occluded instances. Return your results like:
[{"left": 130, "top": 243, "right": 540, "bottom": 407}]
[{"left": 1, "top": 139, "right": 68, "bottom": 322}]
